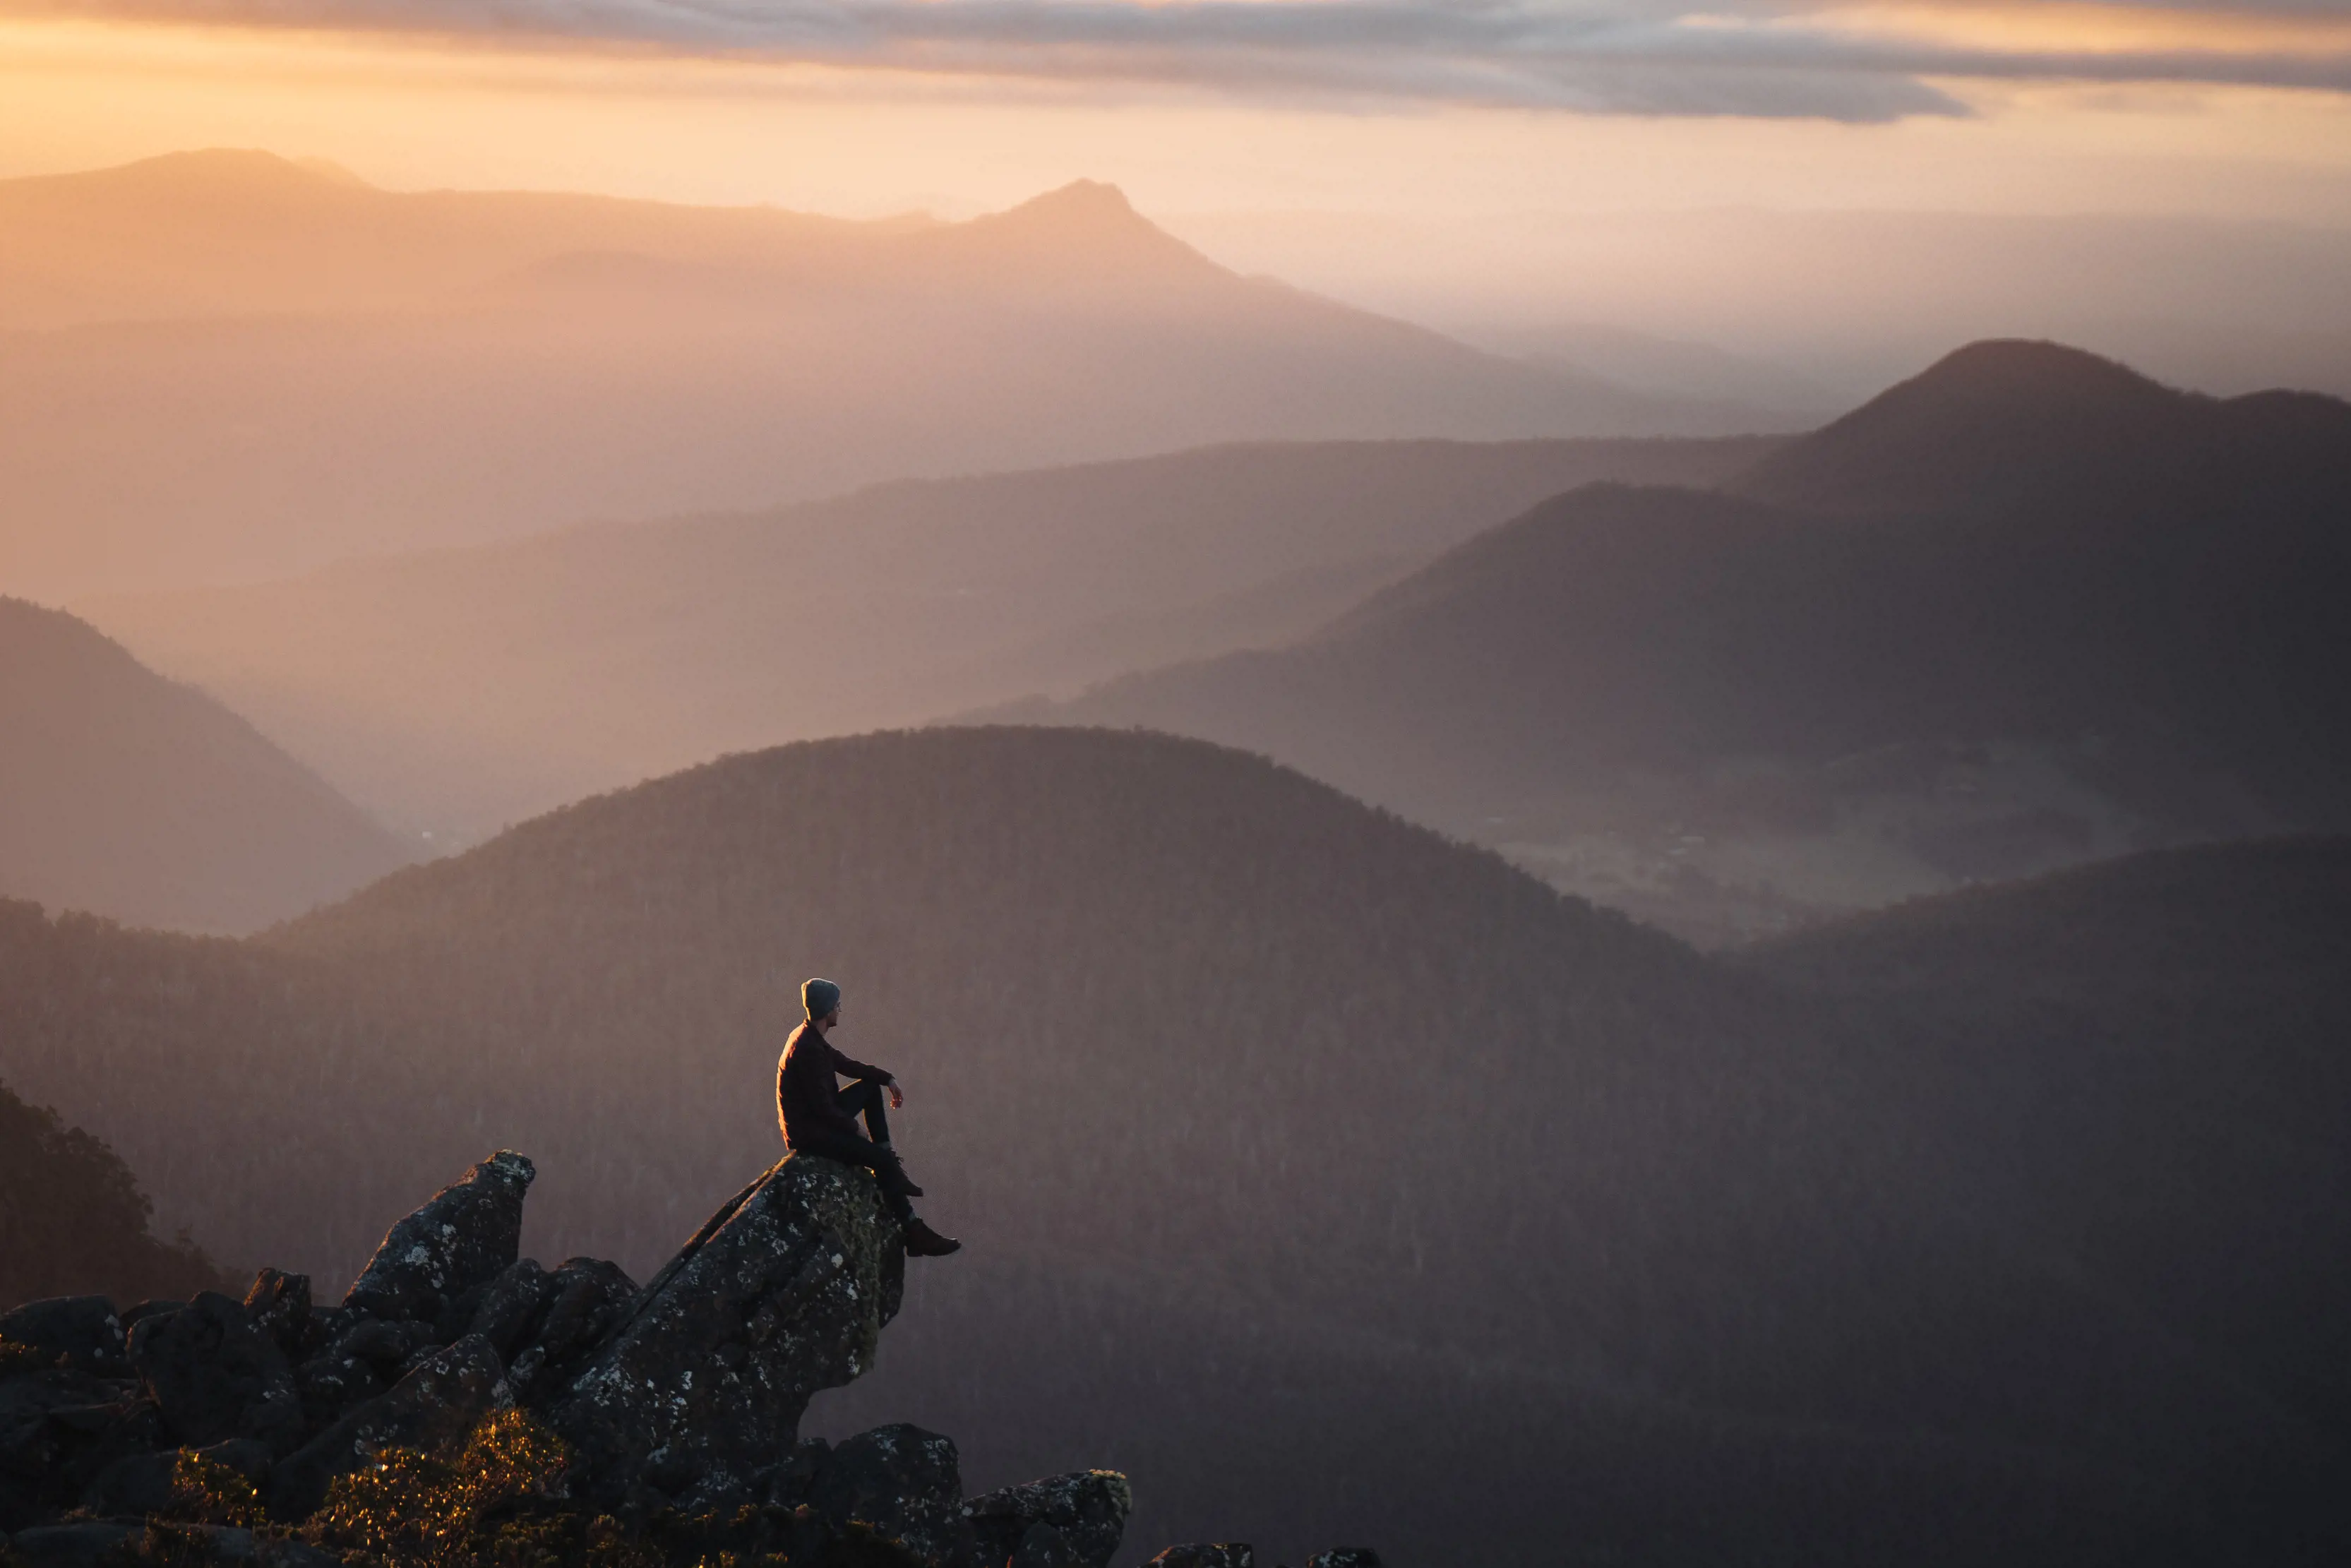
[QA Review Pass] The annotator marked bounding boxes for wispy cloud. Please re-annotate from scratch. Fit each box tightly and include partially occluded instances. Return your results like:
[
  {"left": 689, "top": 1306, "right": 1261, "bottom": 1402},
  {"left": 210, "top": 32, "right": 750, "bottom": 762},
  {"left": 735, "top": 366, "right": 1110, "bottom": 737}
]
[{"left": 8, "top": 0, "right": 2350, "bottom": 119}]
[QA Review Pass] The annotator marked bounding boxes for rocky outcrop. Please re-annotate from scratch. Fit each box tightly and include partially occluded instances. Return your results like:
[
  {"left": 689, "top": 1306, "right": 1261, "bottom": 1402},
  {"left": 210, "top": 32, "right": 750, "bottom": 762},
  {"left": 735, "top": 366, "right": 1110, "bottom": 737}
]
[
  {"left": 342, "top": 1152, "right": 534, "bottom": 1324},
  {"left": 1, "top": 1148, "right": 1348, "bottom": 1568},
  {"left": 0, "top": 1365, "right": 157, "bottom": 1531},
  {"left": 0, "top": 1300, "right": 124, "bottom": 1379},
  {"left": 268, "top": 1334, "right": 510, "bottom": 1516},
  {"left": 967, "top": 1470, "right": 1133, "bottom": 1568},
  {"left": 542, "top": 1156, "right": 904, "bottom": 1512},
  {"left": 806, "top": 1424, "right": 970, "bottom": 1568},
  {"left": 128, "top": 1295, "right": 302, "bottom": 1454}
]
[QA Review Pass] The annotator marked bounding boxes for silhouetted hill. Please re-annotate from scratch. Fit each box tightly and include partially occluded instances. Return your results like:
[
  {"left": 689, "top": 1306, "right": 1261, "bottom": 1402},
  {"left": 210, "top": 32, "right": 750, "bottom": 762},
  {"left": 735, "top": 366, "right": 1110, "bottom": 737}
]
[
  {"left": 83, "top": 436, "right": 1773, "bottom": 837},
  {"left": 0, "top": 729, "right": 2341, "bottom": 1562},
  {"left": 0, "top": 153, "right": 1765, "bottom": 598},
  {"left": 1023, "top": 344, "right": 2351, "bottom": 940},
  {"left": 1, "top": 1075, "right": 232, "bottom": 1310},
  {"left": 0, "top": 598, "right": 410, "bottom": 932},
  {"left": 1743, "top": 837, "right": 2351, "bottom": 1459},
  {"left": 1733, "top": 338, "right": 2351, "bottom": 522}
]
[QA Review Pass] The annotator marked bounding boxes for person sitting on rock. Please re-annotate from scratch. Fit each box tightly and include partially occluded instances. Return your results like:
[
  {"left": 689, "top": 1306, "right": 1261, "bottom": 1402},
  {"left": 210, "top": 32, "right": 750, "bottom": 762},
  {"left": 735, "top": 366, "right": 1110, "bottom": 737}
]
[{"left": 778, "top": 976, "right": 962, "bottom": 1258}]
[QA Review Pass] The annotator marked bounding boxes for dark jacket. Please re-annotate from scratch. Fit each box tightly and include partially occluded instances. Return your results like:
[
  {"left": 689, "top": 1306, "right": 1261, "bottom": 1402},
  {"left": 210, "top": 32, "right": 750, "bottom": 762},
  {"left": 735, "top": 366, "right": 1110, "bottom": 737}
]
[{"left": 777, "top": 1021, "right": 892, "bottom": 1148}]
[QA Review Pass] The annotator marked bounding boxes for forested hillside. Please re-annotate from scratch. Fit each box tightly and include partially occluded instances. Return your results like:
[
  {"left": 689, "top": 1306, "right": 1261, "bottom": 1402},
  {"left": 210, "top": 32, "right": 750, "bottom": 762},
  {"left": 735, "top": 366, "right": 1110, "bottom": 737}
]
[
  {"left": 0, "top": 597, "right": 411, "bottom": 932},
  {"left": 0, "top": 1077, "right": 232, "bottom": 1308},
  {"left": 1, "top": 729, "right": 2343, "bottom": 1563},
  {"left": 1022, "top": 343, "right": 2351, "bottom": 940},
  {"left": 1744, "top": 837, "right": 2351, "bottom": 1452}
]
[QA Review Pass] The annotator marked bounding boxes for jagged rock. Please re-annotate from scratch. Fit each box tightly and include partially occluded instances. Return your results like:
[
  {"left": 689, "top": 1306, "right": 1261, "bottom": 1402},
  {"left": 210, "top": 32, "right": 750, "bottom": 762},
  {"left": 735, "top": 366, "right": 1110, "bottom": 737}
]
[
  {"left": 0, "top": 1301, "right": 124, "bottom": 1378},
  {"left": 290, "top": 1348, "right": 385, "bottom": 1430},
  {"left": 116, "top": 1302, "right": 184, "bottom": 1339},
  {"left": 1305, "top": 1551, "right": 1381, "bottom": 1568},
  {"left": 967, "top": 1471, "right": 1132, "bottom": 1568},
  {"left": 330, "top": 1319, "right": 428, "bottom": 1371},
  {"left": 1149, "top": 1547, "right": 1254, "bottom": 1568},
  {"left": 127, "top": 1294, "right": 301, "bottom": 1454},
  {"left": 45, "top": 1394, "right": 169, "bottom": 1520},
  {"left": 241, "top": 1272, "right": 318, "bottom": 1364},
  {"left": 541, "top": 1156, "right": 903, "bottom": 1511},
  {"left": 343, "top": 1151, "right": 534, "bottom": 1323},
  {"left": 2, "top": 1369, "right": 124, "bottom": 1529},
  {"left": 80, "top": 1449, "right": 177, "bottom": 1516},
  {"left": 1008, "top": 1524, "right": 1082, "bottom": 1568},
  {"left": 268, "top": 1333, "right": 507, "bottom": 1518},
  {"left": 808, "top": 1425, "right": 971, "bottom": 1568},
  {"left": 465, "top": 1260, "right": 556, "bottom": 1363},
  {"left": 521, "top": 1258, "right": 636, "bottom": 1373}
]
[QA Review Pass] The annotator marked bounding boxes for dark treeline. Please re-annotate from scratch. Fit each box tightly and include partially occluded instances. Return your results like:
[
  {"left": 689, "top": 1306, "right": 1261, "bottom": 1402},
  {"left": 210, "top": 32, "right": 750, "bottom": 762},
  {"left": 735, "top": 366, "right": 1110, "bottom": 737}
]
[
  {"left": 2, "top": 730, "right": 2347, "bottom": 1563},
  {"left": 0, "top": 1076, "right": 231, "bottom": 1307},
  {"left": 1744, "top": 837, "right": 2351, "bottom": 1456}
]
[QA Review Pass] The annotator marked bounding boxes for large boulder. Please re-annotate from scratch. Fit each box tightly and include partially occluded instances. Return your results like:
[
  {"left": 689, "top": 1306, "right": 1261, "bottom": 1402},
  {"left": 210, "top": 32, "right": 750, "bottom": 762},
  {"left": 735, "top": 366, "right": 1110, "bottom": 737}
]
[
  {"left": 967, "top": 1471, "right": 1133, "bottom": 1568},
  {"left": 268, "top": 1334, "right": 508, "bottom": 1517},
  {"left": 808, "top": 1425, "right": 971, "bottom": 1568},
  {"left": 126, "top": 1295, "right": 301, "bottom": 1454},
  {"left": 507, "top": 1257, "right": 635, "bottom": 1394},
  {"left": 0, "top": 1368, "right": 141, "bottom": 1531},
  {"left": 541, "top": 1156, "right": 904, "bottom": 1512},
  {"left": 465, "top": 1260, "right": 556, "bottom": 1363},
  {"left": 0, "top": 1300, "right": 124, "bottom": 1378},
  {"left": 343, "top": 1152, "right": 535, "bottom": 1323}
]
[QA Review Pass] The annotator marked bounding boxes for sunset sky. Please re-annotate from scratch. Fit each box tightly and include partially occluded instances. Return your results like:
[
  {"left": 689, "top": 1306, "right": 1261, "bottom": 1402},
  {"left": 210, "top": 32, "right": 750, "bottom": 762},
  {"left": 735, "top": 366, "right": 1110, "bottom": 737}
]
[
  {"left": 4, "top": 3, "right": 2348, "bottom": 222},
  {"left": 6, "top": 0, "right": 2351, "bottom": 400}
]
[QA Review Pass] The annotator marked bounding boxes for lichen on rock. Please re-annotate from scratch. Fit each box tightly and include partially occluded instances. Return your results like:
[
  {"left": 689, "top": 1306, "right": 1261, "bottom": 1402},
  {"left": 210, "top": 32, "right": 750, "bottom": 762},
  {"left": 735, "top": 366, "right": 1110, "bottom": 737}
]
[
  {"left": 542, "top": 1154, "right": 905, "bottom": 1512},
  {"left": 342, "top": 1153, "right": 535, "bottom": 1324}
]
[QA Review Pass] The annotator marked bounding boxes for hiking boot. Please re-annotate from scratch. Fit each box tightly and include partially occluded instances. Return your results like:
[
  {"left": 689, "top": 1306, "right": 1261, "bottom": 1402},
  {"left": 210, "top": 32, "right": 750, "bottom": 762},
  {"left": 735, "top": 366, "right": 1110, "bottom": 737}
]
[{"left": 902, "top": 1218, "right": 962, "bottom": 1257}]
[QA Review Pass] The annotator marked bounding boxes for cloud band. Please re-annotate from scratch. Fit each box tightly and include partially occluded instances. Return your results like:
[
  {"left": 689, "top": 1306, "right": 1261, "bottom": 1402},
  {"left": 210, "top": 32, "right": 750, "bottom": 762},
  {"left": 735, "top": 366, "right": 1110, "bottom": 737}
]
[{"left": 7, "top": 0, "right": 2350, "bottom": 119}]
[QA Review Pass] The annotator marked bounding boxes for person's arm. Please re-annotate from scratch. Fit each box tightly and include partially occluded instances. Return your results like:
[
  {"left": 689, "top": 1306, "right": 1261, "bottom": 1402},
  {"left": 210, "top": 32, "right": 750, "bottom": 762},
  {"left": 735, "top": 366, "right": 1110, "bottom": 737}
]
[{"left": 822, "top": 1035, "right": 894, "bottom": 1086}]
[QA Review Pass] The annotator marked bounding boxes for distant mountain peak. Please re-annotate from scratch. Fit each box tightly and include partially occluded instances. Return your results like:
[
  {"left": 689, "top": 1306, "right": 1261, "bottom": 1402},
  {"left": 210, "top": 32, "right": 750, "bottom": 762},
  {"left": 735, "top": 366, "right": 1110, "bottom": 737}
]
[
  {"left": 73, "top": 147, "right": 366, "bottom": 193},
  {"left": 952, "top": 179, "right": 1221, "bottom": 280},
  {"left": 1733, "top": 337, "right": 2201, "bottom": 515},
  {"left": 1010, "top": 179, "right": 1139, "bottom": 220},
  {"left": 1896, "top": 338, "right": 2182, "bottom": 412}
]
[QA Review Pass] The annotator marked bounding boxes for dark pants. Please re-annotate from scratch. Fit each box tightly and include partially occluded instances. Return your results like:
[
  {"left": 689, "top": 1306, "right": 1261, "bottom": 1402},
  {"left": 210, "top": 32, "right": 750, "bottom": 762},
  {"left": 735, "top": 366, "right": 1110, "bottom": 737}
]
[{"left": 791, "top": 1079, "right": 911, "bottom": 1223}]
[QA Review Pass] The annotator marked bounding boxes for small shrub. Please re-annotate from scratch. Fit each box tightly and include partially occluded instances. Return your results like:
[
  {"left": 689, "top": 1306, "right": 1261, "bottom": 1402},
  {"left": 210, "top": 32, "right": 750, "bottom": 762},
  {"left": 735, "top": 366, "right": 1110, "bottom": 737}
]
[
  {"left": 167, "top": 1449, "right": 266, "bottom": 1528},
  {"left": 302, "top": 1409, "right": 633, "bottom": 1568},
  {"left": 0, "top": 1336, "right": 52, "bottom": 1377}
]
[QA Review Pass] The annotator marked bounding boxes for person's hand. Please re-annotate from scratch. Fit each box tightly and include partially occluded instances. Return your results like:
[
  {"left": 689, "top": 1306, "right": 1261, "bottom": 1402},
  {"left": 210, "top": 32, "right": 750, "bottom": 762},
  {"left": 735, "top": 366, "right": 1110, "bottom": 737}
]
[{"left": 887, "top": 1081, "right": 906, "bottom": 1111}]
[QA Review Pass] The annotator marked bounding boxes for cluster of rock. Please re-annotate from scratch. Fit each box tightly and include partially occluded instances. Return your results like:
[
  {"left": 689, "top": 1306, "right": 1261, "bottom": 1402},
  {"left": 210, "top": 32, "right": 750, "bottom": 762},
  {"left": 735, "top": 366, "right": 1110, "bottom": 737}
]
[{"left": 1, "top": 1151, "right": 1380, "bottom": 1568}]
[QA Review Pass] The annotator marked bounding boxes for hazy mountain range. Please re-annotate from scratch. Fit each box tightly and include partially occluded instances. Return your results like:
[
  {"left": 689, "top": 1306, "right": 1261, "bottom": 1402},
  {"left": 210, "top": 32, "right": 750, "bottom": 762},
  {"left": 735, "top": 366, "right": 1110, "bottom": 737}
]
[
  {"left": 0, "top": 597, "right": 409, "bottom": 933},
  {"left": 1010, "top": 341, "right": 2351, "bottom": 939},
  {"left": 0, "top": 150, "right": 1783, "bottom": 599},
  {"left": 81, "top": 435, "right": 1771, "bottom": 839},
  {"left": 1, "top": 729, "right": 2343, "bottom": 1564}
]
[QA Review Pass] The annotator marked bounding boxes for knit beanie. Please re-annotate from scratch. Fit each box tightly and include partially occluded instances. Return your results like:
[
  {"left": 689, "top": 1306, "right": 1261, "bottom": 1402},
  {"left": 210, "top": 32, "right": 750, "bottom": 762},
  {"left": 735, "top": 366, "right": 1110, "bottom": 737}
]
[{"left": 803, "top": 977, "right": 843, "bottom": 1019}]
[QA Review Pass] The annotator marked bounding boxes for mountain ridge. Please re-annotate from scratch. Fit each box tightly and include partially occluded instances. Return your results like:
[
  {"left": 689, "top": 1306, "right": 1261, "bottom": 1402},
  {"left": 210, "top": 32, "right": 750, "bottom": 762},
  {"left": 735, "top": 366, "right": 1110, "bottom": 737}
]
[
  {"left": 0, "top": 597, "right": 412, "bottom": 933},
  {"left": 83, "top": 436, "right": 1776, "bottom": 837},
  {"left": 1009, "top": 342, "right": 2351, "bottom": 939}
]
